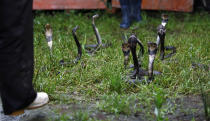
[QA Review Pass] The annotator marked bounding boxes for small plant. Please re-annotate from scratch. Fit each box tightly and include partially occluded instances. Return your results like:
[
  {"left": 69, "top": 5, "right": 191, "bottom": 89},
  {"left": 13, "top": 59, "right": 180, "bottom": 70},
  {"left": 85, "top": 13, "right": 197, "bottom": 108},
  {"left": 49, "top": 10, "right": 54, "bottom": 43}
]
[
  {"left": 109, "top": 78, "right": 123, "bottom": 94},
  {"left": 96, "top": 93, "right": 137, "bottom": 115},
  {"left": 102, "top": 64, "right": 124, "bottom": 94},
  {"left": 154, "top": 88, "right": 167, "bottom": 121},
  {"left": 54, "top": 111, "right": 94, "bottom": 121},
  {"left": 55, "top": 113, "right": 71, "bottom": 121},
  {"left": 72, "top": 111, "right": 91, "bottom": 121}
]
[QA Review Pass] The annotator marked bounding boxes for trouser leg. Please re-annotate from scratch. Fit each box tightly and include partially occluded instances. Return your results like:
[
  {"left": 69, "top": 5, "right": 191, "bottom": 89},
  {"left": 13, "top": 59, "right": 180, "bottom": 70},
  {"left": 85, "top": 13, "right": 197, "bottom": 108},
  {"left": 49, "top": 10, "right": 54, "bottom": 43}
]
[
  {"left": 119, "top": 0, "right": 131, "bottom": 28},
  {"left": 129, "top": 0, "right": 142, "bottom": 22},
  {"left": 0, "top": 0, "right": 37, "bottom": 115}
]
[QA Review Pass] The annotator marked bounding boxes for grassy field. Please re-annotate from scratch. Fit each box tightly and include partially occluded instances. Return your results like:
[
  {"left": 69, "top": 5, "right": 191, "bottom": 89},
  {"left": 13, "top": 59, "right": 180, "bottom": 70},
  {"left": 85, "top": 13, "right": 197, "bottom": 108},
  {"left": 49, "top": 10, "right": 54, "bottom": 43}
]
[{"left": 33, "top": 10, "right": 210, "bottom": 120}]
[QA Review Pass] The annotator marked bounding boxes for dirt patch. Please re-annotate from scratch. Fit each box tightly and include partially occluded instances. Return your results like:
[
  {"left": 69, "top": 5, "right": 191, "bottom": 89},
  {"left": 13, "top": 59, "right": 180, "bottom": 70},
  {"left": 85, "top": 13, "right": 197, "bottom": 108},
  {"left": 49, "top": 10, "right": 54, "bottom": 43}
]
[
  {"left": 168, "top": 95, "right": 205, "bottom": 121},
  {"left": 0, "top": 95, "right": 206, "bottom": 121}
]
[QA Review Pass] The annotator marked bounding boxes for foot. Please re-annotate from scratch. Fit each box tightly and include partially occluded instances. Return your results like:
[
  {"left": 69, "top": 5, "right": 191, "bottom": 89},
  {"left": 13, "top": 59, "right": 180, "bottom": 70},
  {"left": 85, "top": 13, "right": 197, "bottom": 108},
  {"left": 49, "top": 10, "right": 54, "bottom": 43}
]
[
  {"left": 27, "top": 92, "right": 49, "bottom": 109},
  {"left": 9, "top": 92, "right": 49, "bottom": 116},
  {"left": 9, "top": 110, "right": 24, "bottom": 116},
  {"left": 120, "top": 22, "right": 130, "bottom": 29},
  {"left": 120, "top": 16, "right": 130, "bottom": 29},
  {"left": 120, "top": 6, "right": 131, "bottom": 29}
]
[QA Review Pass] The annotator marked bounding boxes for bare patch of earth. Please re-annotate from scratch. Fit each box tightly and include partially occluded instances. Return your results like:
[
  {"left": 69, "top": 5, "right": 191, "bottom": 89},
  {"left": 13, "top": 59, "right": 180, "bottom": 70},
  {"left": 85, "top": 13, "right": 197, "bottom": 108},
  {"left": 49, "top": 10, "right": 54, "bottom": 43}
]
[{"left": 0, "top": 95, "right": 206, "bottom": 121}]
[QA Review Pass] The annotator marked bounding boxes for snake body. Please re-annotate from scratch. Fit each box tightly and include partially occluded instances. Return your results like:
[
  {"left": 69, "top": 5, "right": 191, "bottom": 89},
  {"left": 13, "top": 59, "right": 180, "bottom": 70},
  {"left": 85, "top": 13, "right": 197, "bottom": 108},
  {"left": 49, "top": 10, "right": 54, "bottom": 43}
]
[
  {"left": 156, "top": 14, "right": 176, "bottom": 60},
  {"left": 123, "top": 34, "right": 161, "bottom": 83},
  {"left": 60, "top": 26, "right": 82, "bottom": 65},
  {"left": 127, "top": 34, "right": 144, "bottom": 79},
  {"left": 72, "top": 26, "right": 82, "bottom": 63},
  {"left": 147, "top": 42, "right": 158, "bottom": 82},
  {"left": 85, "top": 14, "right": 111, "bottom": 54}
]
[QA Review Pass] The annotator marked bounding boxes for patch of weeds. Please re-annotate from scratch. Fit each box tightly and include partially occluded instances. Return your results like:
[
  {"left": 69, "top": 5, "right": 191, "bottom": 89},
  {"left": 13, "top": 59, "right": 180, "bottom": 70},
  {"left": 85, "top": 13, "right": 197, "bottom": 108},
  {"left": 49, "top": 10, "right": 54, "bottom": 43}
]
[
  {"left": 109, "top": 79, "right": 123, "bottom": 94},
  {"left": 153, "top": 88, "right": 168, "bottom": 121},
  {"left": 96, "top": 93, "right": 138, "bottom": 115},
  {"left": 101, "top": 63, "right": 125, "bottom": 94},
  {"left": 72, "top": 111, "right": 93, "bottom": 121},
  {"left": 54, "top": 111, "right": 96, "bottom": 121},
  {"left": 54, "top": 113, "right": 71, "bottom": 121}
]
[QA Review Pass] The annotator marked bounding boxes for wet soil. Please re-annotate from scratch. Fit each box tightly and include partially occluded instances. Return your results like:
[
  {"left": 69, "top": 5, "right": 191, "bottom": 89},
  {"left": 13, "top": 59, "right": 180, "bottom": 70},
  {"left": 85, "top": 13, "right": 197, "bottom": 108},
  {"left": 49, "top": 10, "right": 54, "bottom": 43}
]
[
  {"left": 167, "top": 95, "right": 206, "bottom": 121},
  {"left": 0, "top": 95, "right": 207, "bottom": 121}
]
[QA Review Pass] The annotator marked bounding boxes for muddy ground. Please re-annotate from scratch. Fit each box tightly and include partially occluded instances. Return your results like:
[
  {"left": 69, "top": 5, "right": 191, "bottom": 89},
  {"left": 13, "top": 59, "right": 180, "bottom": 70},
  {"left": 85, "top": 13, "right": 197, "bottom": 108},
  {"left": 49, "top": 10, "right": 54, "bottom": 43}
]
[{"left": 0, "top": 95, "right": 207, "bottom": 121}]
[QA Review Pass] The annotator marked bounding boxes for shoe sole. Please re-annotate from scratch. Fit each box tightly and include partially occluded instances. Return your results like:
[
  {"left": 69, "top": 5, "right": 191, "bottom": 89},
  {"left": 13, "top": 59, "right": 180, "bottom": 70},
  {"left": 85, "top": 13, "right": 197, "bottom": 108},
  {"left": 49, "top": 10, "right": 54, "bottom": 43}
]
[
  {"left": 9, "top": 110, "right": 25, "bottom": 116},
  {"left": 26, "top": 100, "right": 49, "bottom": 110},
  {"left": 9, "top": 100, "right": 49, "bottom": 116}
]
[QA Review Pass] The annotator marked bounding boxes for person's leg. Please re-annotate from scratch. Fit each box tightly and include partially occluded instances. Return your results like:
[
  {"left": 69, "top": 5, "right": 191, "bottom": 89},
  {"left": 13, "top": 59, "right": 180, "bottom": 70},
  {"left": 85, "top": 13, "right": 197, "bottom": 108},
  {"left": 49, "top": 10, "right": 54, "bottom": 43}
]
[
  {"left": 119, "top": 0, "right": 130, "bottom": 28},
  {"left": 129, "top": 0, "right": 142, "bottom": 22},
  {"left": 0, "top": 0, "right": 37, "bottom": 115}
]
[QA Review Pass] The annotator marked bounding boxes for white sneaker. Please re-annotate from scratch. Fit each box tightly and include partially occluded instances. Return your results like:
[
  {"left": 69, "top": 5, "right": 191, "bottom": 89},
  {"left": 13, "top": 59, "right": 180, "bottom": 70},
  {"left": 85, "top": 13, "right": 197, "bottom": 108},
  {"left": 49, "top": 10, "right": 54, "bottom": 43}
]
[
  {"left": 27, "top": 92, "right": 49, "bottom": 109},
  {"left": 9, "top": 92, "right": 49, "bottom": 116}
]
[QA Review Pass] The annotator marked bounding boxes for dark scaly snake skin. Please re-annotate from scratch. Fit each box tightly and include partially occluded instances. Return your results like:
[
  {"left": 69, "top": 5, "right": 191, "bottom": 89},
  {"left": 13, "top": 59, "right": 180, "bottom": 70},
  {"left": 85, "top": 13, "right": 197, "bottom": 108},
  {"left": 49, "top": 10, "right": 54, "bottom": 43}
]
[
  {"left": 85, "top": 14, "right": 111, "bottom": 54},
  {"left": 124, "top": 34, "right": 161, "bottom": 83},
  {"left": 127, "top": 34, "right": 144, "bottom": 79},
  {"left": 156, "top": 14, "right": 176, "bottom": 60},
  {"left": 60, "top": 26, "right": 82, "bottom": 65}
]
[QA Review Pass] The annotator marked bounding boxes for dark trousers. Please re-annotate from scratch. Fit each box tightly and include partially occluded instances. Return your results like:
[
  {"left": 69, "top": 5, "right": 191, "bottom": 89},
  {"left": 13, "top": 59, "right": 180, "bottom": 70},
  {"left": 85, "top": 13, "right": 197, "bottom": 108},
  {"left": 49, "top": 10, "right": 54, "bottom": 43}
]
[{"left": 0, "top": 0, "right": 37, "bottom": 115}]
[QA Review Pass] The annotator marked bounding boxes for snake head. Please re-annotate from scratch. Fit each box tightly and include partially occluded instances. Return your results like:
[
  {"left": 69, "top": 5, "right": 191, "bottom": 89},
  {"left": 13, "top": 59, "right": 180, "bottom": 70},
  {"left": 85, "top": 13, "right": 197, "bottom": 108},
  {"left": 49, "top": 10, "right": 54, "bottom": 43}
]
[
  {"left": 128, "top": 34, "right": 144, "bottom": 56},
  {"left": 161, "top": 14, "right": 168, "bottom": 22},
  {"left": 45, "top": 24, "right": 53, "bottom": 48},
  {"left": 148, "top": 42, "right": 158, "bottom": 55},
  {"left": 122, "top": 42, "right": 130, "bottom": 56},
  {"left": 45, "top": 24, "right": 51, "bottom": 31},
  {"left": 45, "top": 23, "right": 52, "bottom": 37},
  {"left": 92, "top": 14, "right": 99, "bottom": 25},
  {"left": 161, "top": 14, "right": 168, "bottom": 27},
  {"left": 128, "top": 34, "right": 138, "bottom": 47},
  {"left": 93, "top": 14, "right": 99, "bottom": 19},
  {"left": 72, "top": 25, "right": 79, "bottom": 33}
]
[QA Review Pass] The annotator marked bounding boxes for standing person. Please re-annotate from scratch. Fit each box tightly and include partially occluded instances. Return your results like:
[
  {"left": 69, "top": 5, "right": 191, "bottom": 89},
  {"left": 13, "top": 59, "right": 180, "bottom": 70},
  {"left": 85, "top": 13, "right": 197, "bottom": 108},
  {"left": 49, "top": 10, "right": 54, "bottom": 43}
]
[
  {"left": 119, "top": 0, "right": 142, "bottom": 28},
  {"left": 0, "top": 0, "right": 49, "bottom": 116}
]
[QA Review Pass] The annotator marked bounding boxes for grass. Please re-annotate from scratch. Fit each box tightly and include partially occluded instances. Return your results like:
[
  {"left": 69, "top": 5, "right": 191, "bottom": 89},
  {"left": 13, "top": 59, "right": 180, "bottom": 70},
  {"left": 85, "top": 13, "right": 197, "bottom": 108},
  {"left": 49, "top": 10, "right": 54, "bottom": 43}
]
[
  {"left": 33, "top": 10, "right": 210, "bottom": 120},
  {"left": 55, "top": 111, "right": 93, "bottom": 121},
  {"left": 96, "top": 93, "right": 138, "bottom": 115}
]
